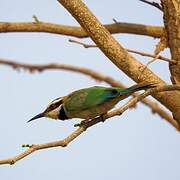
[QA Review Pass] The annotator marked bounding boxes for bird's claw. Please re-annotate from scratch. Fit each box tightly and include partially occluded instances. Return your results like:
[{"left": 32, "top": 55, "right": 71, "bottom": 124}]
[
  {"left": 74, "top": 123, "right": 81, "bottom": 127},
  {"left": 74, "top": 119, "right": 91, "bottom": 127}
]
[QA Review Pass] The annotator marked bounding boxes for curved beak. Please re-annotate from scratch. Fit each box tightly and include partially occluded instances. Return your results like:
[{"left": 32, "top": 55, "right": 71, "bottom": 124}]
[{"left": 27, "top": 112, "right": 44, "bottom": 123}]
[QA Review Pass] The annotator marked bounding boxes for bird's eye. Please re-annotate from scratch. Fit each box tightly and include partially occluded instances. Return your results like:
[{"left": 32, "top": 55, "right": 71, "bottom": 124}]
[
  {"left": 51, "top": 100, "right": 62, "bottom": 109},
  {"left": 110, "top": 89, "right": 119, "bottom": 95},
  {"left": 45, "top": 99, "right": 62, "bottom": 112},
  {"left": 50, "top": 104, "right": 57, "bottom": 109}
]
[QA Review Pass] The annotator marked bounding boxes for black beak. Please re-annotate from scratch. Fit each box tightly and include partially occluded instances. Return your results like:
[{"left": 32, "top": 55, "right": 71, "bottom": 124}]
[{"left": 27, "top": 113, "right": 44, "bottom": 123}]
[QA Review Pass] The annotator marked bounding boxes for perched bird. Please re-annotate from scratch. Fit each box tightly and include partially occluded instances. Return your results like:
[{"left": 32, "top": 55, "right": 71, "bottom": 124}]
[{"left": 28, "top": 82, "right": 155, "bottom": 123}]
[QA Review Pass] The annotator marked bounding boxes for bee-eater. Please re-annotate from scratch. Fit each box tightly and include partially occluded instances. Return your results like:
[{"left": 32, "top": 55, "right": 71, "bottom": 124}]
[{"left": 28, "top": 82, "right": 155, "bottom": 122}]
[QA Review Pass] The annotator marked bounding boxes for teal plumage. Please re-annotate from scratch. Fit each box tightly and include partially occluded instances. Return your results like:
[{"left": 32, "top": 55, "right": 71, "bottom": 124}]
[
  {"left": 63, "top": 86, "right": 121, "bottom": 119},
  {"left": 28, "top": 82, "right": 155, "bottom": 122},
  {"left": 64, "top": 86, "right": 118, "bottom": 111},
  {"left": 62, "top": 83, "right": 153, "bottom": 119}
]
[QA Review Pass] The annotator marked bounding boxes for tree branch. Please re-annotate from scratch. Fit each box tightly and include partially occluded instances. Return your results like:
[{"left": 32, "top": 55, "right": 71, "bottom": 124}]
[
  {"left": 161, "top": 0, "right": 180, "bottom": 122},
  {"left": 0, "top": 58, "right": 176, "bottom": 130},
  {"left": 161, "top": 1, "right": 180, "bottom": 85},
  {"left": 0, "top": 84, "right": 179, "bottom": 165},
  {"left": 68, "top": 39, "right": 176, "bottom": 64},
  {"left": 0, "top": 21, "right": 164, "bottom": 38}
]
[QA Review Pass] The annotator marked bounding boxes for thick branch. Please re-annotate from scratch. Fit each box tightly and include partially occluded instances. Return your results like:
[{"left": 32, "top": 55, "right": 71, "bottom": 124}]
[
  {"left": 57, "top": 0, "right": 180, "bottom": 124},
  {"left": 0, "top": 85, "right": 179, "bottom": 165},
  {"left": 0, "top": 58, "right": 176, "bottom": 129},
  {"left": 161, "top": 0, "right": 180, "bottom": 121},
  {"left": 0, "top": 21, "right": 163, "bottom": 38},
  {"left": 161, "top": 1, "right": 180, "bottom": 85}
]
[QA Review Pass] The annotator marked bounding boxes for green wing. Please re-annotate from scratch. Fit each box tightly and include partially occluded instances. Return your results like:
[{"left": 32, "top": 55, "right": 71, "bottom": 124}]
[{"left": 64, "top": 86, "right": 120, "bottom": 111}]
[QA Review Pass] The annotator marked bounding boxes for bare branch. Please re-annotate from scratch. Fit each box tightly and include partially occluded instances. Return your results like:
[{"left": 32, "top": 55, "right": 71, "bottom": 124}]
[
  {"left": 139, "top": 0, "right": 163, "bottom": 11},
  {"left": 0, "top": 127, "right": 85, "bottom": 165},
  {"left": 0, "top": 59, "right": 125, "bottom": 85},
  {"left": 0, "top": 58, "right": 176, "bottom": 129},
  {"left": 161, "top": 0, "right": 180, "bottom": 86},
  {"left": 0, "top": 84, "right": 179, "bottom": 165},
  {"left": 69, "top": 39, "right": 176, "bottom": 64},
  {"left": 0, "top": 21, "right": 163, "bottom": 38}
]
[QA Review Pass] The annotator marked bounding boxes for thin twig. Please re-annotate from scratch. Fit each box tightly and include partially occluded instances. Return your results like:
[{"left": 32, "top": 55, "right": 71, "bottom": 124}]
[
  {"left": 138, "top": 54, "right": 161, "bottom": 80},
  {"left": 126, "top": 49, "right": 175, "bottom": 64},
  {"left": 139, "top": 0, "right": 163, "bottom": 11},
  {"left": 69, "top": 39, "right": 97, "bottom": 48},
  {"left": 0, "top": 58, "right": 176, "bottom": 128},
  {"left": 0, "top": 84, "right": 179, "bottom": 165},
  {"left": 146, "top": 54, "right": 160, "bottom": 67},
  {"left": 68, "top": 39, "right": 176, "bottom": 64}
]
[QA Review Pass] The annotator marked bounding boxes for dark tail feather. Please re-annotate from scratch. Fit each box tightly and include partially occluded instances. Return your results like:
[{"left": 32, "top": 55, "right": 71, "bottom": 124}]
[{"left": 126, "top": 82, "right": 156, "bottom": 93}]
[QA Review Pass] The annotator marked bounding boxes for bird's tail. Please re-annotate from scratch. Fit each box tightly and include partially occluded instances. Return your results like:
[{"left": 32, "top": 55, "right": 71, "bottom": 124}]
[{"left": 125, "top": 82, "right": 156, "bottom": 94}]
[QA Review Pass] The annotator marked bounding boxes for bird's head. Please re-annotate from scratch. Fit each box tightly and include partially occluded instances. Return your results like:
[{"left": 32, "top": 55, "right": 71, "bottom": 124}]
[{"left": 28, "top": 97, "right": 63, "bottom": 122}]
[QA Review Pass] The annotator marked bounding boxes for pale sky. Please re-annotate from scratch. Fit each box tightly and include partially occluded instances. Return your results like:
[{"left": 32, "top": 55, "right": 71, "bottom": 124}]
[{"left": 0, "top": 0, "right": 180, "bottom": 180}]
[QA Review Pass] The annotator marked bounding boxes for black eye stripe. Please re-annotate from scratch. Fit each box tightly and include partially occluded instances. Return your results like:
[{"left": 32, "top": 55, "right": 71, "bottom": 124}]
[
  {"left": 53, "top": 100, "right": 62, "bottom": 107},
  {"left": 46, "top": 99, "right": 62, "bottom": 112}
]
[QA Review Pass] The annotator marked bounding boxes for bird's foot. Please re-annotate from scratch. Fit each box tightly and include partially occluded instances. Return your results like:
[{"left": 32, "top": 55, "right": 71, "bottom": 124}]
[
  {"left": 99, "top": 114, "right": 106, "bottom": 122},
  {"left": 74, "top": 114, "right": 106, "bottom": 128},
  {"left": 74, "top": 119, "right": 91, "bottom": 127}
]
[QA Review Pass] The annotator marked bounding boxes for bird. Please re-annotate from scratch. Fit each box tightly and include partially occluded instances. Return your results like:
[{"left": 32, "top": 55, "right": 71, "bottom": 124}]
[{"left": 28, "top": 82, "right": 155, "bottom": 123}]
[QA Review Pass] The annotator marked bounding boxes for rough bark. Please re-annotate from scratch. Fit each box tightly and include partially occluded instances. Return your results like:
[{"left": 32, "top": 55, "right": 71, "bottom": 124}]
[
  {"left": 161, "top": 0, "right": 180, "bottom": 84},
  {"left": 161, "top": 0, "right": 180, "bottom": 121}
]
